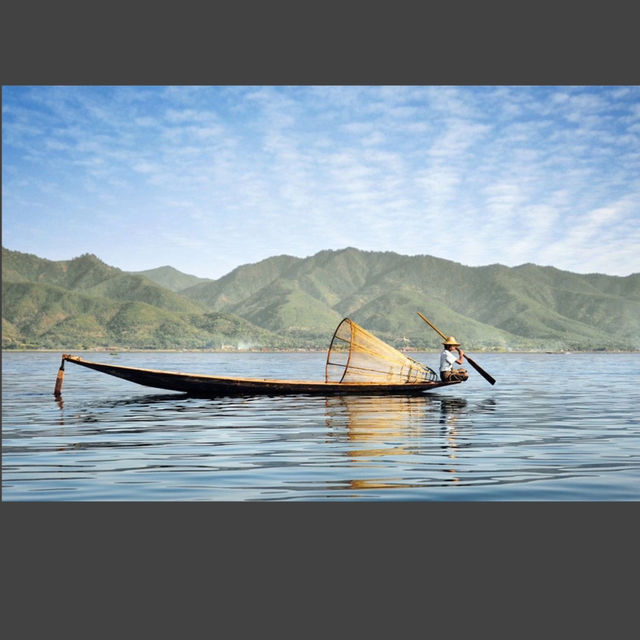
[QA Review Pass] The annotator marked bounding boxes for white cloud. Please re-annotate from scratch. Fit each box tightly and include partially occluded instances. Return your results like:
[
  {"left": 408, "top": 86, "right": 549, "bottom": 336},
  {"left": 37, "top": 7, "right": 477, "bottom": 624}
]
[
  {"left": 132, "top": 161, "right": 158, "bottom": 174},
  {"left": 427, "top": 118, "right": 491, "bottom": 159},
  {"left": 3, "top": 86, "right": 639, "bottom": 278}
]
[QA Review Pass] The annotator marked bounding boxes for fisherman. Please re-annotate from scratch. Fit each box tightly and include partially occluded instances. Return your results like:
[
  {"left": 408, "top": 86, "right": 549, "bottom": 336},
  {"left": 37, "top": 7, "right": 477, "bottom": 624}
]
[{"left": 440, "top": 336, "right": 469, "bottom": 382}]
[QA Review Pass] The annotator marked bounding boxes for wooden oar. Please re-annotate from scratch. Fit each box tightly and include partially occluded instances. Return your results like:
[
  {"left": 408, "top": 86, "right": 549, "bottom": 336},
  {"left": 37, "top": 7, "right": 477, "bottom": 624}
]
[{"left": 417, "top": 312, "right": 496, "bottom": 385}]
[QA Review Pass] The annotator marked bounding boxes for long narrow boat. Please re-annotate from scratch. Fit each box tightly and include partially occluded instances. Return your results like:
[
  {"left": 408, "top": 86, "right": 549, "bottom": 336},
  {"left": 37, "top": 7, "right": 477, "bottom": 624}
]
[
  {"left": 54, "top": 318, "right": 464, "bottom": 398},
  {"left": 55, "top": 354, "right": 460, "bottom": 396}
]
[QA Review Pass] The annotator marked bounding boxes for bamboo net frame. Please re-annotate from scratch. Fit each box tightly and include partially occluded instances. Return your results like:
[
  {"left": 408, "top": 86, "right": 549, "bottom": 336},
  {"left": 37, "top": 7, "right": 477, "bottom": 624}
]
[{"left": 325, "top": 318, "right": 438, "bottom": 384}]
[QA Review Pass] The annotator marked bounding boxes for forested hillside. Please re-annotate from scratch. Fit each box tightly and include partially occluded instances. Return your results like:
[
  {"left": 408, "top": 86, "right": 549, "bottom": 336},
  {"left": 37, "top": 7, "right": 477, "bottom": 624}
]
[{"left": 3, "top": 247, "right": 639, "bottom": 351}]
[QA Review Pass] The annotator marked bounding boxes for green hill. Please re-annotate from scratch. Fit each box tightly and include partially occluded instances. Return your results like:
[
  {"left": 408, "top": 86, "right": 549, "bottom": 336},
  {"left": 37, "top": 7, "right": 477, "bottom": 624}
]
[
  {"left": 2, "top": 246, "right": 639, "bottom": 351},
  {"left": 84, "top": 273, "right": 206, "bottom": 315},
  {"left": 2, "top": 249, "right": 119, "bottom": 289},
  {"left": 130, "top": 266, "right": 213, "bottom": 292},
  {"left": 1, "top": 249, "right": 281, "bottom": 350},
  {"left": 181, "top": 254, "right": 302, "bottom": 309},
  {"left": 181, "top": 248, "right": 640, "bottom": 351}
]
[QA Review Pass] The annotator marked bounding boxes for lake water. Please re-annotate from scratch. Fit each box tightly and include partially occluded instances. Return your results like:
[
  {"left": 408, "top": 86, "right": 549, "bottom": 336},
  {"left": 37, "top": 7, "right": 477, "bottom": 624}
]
[{"left": 2, "top": 351, "right": 639, "bottom": 501}]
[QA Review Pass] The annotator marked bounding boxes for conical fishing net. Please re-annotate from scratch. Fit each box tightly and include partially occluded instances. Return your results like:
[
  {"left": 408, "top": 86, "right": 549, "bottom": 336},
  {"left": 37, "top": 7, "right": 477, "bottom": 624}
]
[{"left": 325, "top": 318, "right": 438, "bottom": 384}]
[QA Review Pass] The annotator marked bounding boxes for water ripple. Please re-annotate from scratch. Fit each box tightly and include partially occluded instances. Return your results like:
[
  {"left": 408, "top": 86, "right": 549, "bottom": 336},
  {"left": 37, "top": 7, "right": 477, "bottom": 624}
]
[{"left": 3, "top": 351, "right": 640, "bottom": 500}]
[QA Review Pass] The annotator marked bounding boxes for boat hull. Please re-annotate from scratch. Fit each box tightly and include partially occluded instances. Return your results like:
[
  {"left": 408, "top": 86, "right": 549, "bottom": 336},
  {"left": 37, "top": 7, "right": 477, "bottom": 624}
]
[{"left": 60, "top": 354, "right": 461, "bottom": 397}]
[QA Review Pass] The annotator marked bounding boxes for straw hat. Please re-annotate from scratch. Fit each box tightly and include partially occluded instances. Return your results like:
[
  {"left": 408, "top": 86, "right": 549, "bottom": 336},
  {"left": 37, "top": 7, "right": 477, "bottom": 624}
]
[{"left": 442, "top": 336, "right": 461, "bottom": 347}]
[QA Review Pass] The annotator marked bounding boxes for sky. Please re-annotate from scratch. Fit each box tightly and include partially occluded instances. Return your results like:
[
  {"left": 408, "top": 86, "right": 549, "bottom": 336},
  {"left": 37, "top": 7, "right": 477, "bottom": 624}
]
[{"left": 2, "top": 85, "right": 640, "bottom": 279}]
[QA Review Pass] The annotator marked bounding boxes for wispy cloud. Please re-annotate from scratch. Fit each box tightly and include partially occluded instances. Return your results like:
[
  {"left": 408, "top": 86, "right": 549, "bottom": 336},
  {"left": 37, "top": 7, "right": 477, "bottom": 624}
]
[{"left": 3, "top": 86, "right": 639, "bottom": 278}]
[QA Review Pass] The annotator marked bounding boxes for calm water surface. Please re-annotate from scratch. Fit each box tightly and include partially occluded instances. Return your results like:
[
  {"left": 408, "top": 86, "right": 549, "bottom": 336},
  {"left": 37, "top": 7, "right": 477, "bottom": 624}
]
[{"left": 2, "top": 351, "right": 639, "bottom": 501}]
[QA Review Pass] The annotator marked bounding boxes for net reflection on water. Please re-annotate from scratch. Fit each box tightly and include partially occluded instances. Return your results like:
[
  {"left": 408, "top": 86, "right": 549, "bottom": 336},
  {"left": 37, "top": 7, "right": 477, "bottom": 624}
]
[{"left": 322, "top": 394, "right": 474, "bottom": 491}]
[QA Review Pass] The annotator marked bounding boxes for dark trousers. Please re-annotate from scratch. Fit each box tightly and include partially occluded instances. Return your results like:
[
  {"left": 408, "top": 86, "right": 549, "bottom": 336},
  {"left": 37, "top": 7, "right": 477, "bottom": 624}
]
[{"left": 441, "top": 369, "right": 468, "bottom": 382}]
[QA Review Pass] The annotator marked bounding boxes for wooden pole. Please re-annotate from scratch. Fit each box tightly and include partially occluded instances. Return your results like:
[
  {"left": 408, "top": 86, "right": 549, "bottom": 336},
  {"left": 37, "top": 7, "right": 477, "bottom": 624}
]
[{"left": 54, "top": 357, "right": 66, "bottom": 397}]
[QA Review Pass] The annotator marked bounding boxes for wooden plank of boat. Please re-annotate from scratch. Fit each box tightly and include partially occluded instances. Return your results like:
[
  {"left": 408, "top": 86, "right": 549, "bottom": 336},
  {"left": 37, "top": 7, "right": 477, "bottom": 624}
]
[{"left": 55, "top": 354, "right": 461, "bottom": 397}]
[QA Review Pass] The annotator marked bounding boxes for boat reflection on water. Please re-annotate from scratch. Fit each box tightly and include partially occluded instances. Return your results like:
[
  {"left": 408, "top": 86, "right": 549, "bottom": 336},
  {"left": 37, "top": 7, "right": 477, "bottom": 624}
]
[
  {"left": 50, "top": 386, "right": 481, "bottom": 492},
  {"left": 325, "top": 395, "right": 429, "bottom": 456},
  {"left": 324, "top": 393, "right": 469, "bottom": 490}
]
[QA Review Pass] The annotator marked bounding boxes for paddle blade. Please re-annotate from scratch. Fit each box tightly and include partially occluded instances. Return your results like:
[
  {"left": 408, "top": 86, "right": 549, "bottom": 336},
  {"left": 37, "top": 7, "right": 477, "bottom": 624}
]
[{"left": 464, "top": 355, "right": 496, "bottom": 385}]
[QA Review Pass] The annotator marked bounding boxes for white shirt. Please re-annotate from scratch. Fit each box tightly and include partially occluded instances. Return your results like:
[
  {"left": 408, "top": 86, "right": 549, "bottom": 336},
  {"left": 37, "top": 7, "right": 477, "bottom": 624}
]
[{"left": 440, "top": 349, "right": 458, "bottom": 372}]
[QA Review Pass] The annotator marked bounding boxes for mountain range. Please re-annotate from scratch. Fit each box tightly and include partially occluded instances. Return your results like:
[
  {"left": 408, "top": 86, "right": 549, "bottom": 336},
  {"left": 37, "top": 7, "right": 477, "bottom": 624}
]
[{"left": 2, "top": 246, "right": 639, "bottom": 351}]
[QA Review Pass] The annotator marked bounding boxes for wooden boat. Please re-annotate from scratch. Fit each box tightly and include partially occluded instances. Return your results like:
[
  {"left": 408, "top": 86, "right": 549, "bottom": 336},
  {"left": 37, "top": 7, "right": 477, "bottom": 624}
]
[
  {"left": 54, "top": 354, "right": 461, "bottom": 397},
  {"left": 54, "top": 318, "right": 467, "bottom": 397}
]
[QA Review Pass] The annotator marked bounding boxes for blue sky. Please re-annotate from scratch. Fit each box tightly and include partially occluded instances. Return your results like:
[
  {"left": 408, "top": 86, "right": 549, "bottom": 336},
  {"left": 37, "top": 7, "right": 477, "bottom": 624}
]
[{"left": 3, "top": 85, "right": 639, "bottom": 279}]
